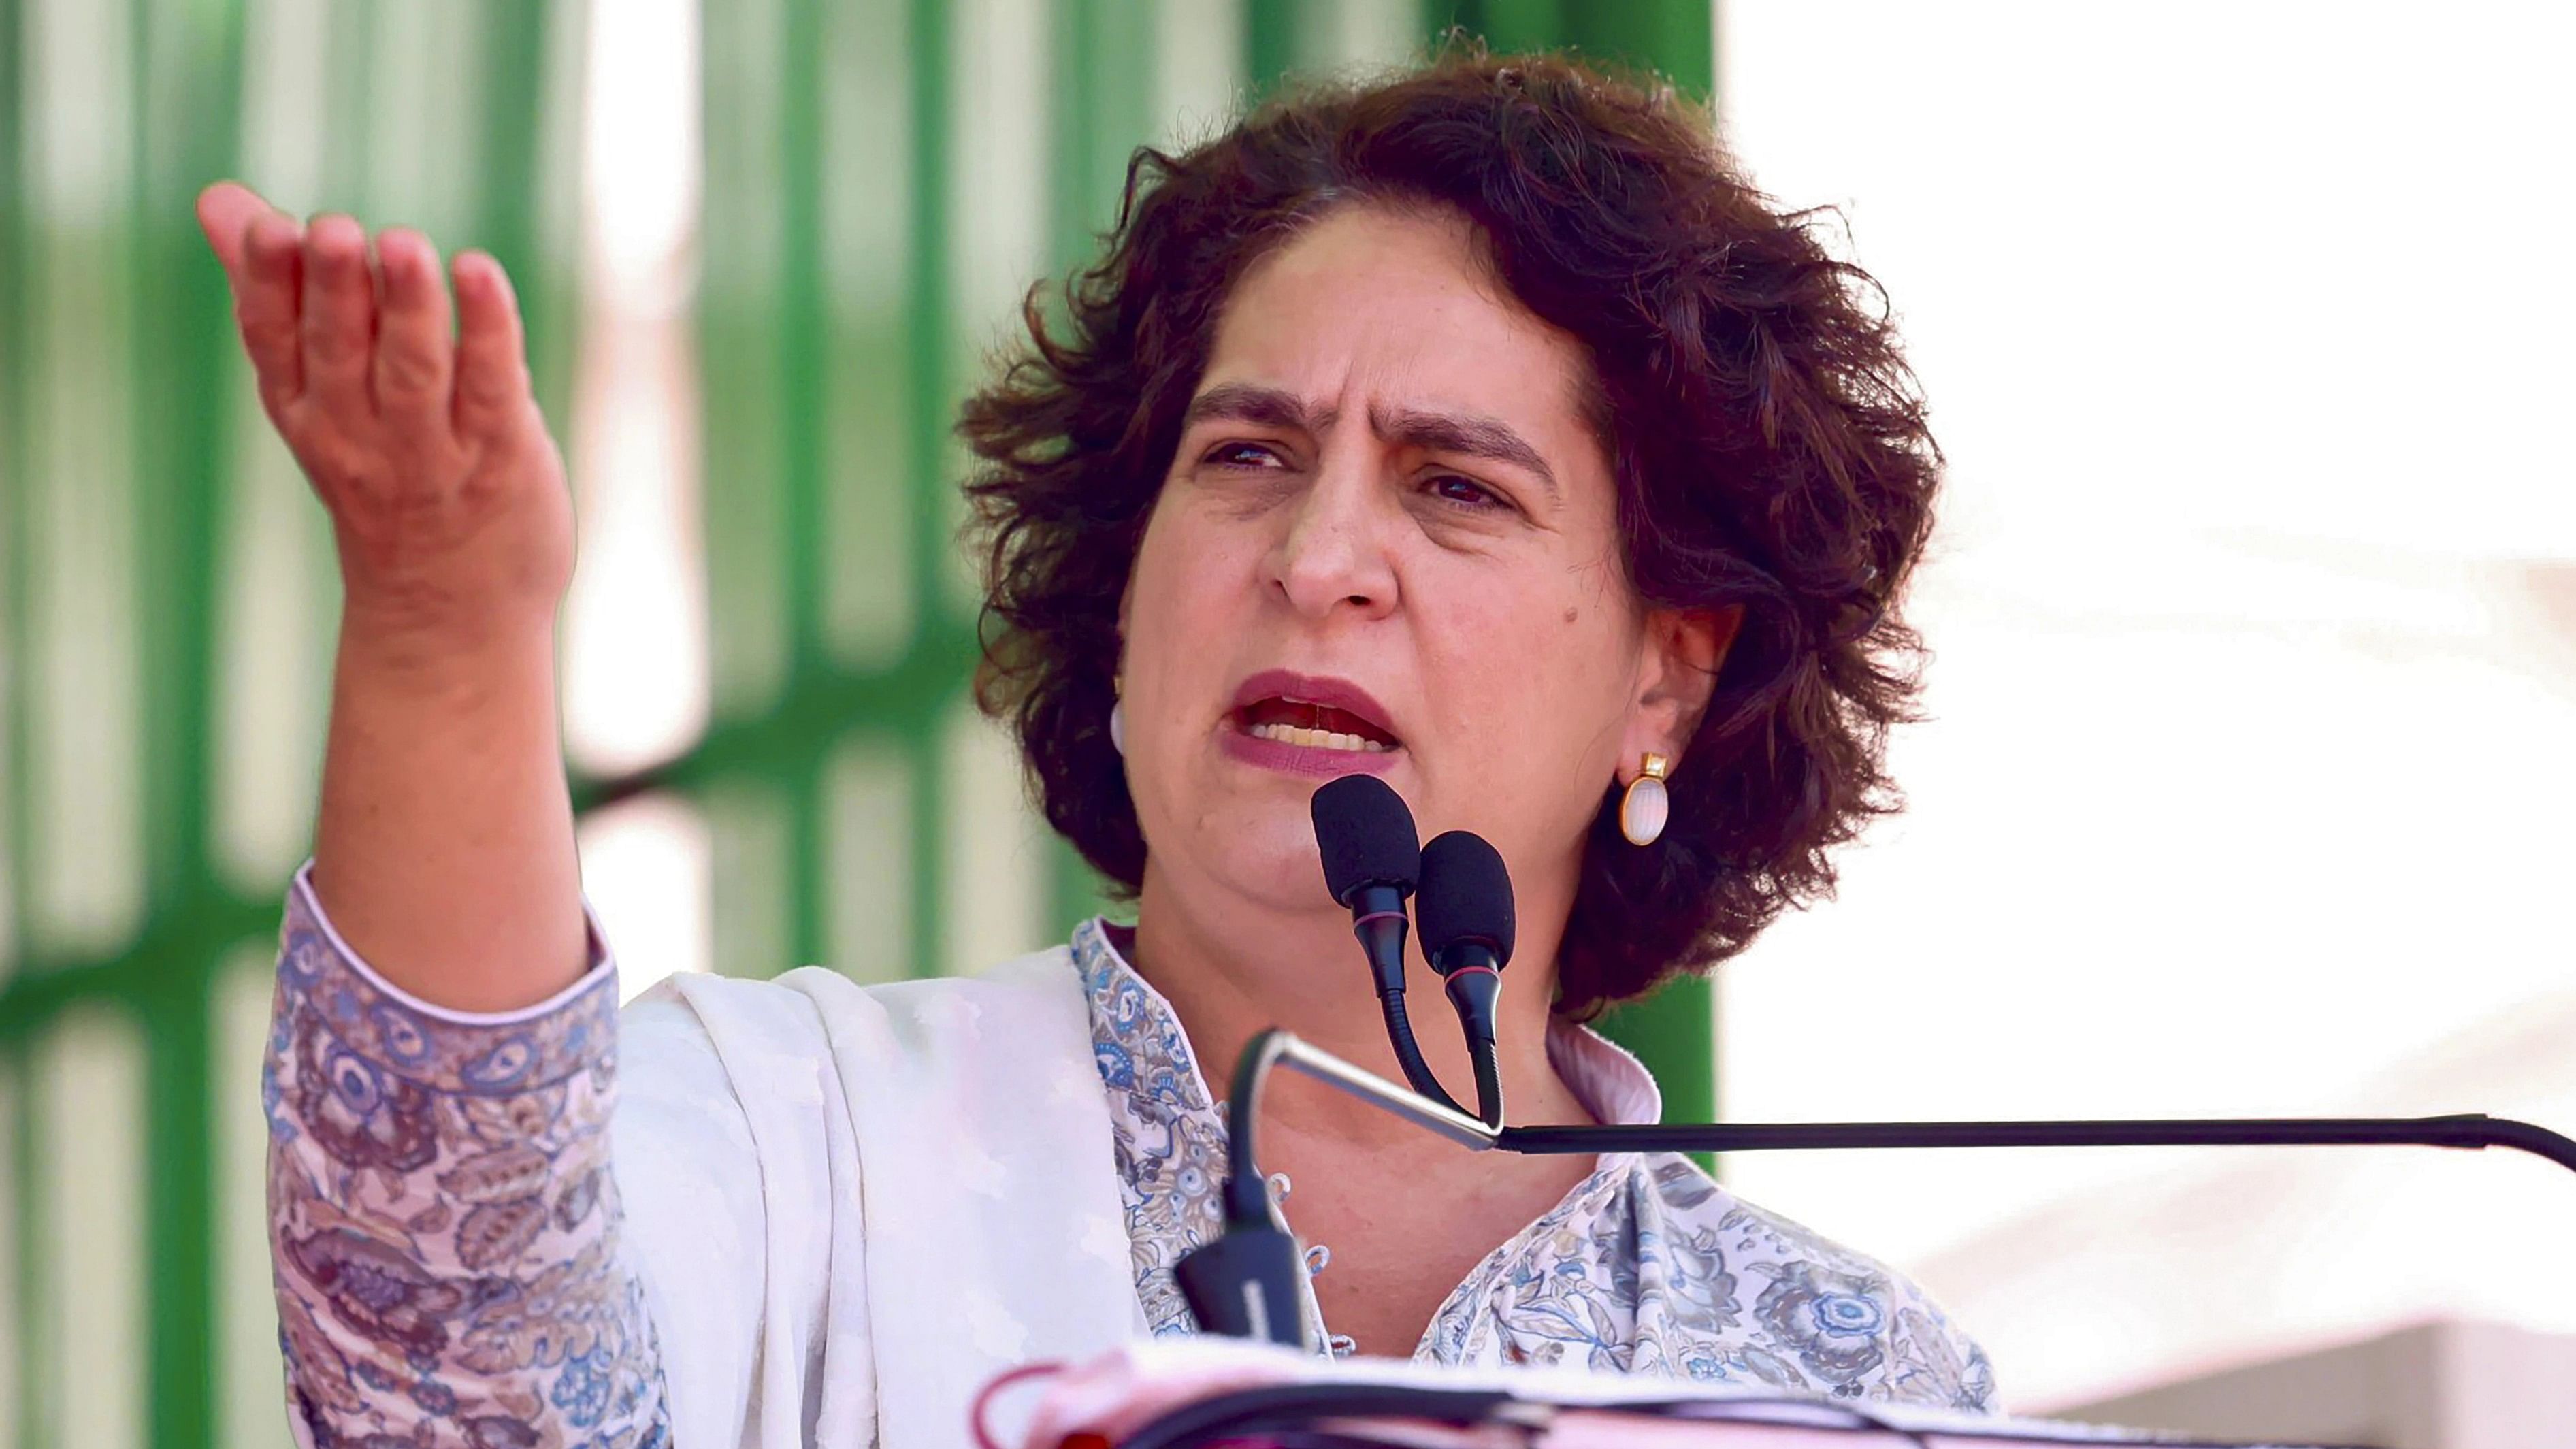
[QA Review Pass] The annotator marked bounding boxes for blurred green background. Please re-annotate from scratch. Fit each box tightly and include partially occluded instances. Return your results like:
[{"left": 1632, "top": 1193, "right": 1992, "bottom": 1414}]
[{"left": 0, "top": 1, "right": 1714, "bottom": 1444}]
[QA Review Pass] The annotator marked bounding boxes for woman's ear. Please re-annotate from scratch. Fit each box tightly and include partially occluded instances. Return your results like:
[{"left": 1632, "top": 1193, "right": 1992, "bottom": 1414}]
[{"left": 1620, "top": 604, "right": 1744, "bottom": 775}]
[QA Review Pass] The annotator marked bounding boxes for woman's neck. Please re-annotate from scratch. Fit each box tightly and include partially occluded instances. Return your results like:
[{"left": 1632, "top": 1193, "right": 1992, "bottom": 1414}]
[{"left": 1126, "top": 864, "right": 1595, "bottom": 1144}]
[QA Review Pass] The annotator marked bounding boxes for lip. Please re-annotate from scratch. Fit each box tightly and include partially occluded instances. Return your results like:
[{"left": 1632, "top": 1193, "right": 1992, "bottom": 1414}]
[
  {"left": 1227, "top": 670, "right": 1401, "bottom": 743},
  {"left": 1220, "top": 669, "right": 1405, "bottom": 778}
]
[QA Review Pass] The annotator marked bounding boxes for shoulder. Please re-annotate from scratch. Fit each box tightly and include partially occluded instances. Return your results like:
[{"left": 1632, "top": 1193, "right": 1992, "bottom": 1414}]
[{"left": 1633, "top": 1154, "right": 2000, "bottom": 1414}]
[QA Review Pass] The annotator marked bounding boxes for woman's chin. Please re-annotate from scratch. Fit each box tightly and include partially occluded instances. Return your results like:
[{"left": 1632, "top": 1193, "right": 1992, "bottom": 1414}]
[{"left": 1136, "top": 734, "right": 1420, "bottom": 917}]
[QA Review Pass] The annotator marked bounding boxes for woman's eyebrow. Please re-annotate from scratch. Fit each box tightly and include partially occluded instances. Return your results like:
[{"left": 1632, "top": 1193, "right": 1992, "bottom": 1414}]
[
  {"left": 1371, "top": 404, "right": 1559, "bottom": 504},
  {"left": 1182, "top": 382, "right": 1337, "bottom": 434}
]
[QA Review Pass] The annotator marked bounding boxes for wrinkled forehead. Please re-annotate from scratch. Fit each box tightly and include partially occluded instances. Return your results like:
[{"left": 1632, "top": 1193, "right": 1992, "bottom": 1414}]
[{"left": 1201, "top": 202, "right": 1609, "bottom": 462}]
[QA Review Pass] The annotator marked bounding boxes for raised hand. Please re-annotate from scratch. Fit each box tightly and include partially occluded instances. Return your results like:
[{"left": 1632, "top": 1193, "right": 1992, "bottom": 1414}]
[
  {"left": 195, "top": 180, "right": 573, "bottom": 647},
  {"left": 197, "top": 180, "right": 587, "bottom": 1013}
]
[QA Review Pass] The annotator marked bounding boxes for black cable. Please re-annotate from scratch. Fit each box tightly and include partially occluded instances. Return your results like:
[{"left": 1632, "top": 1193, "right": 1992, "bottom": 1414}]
[
  {"left": 1118, "top": 1383, "right": 1516, "bottom": 1449},
  {"left": 1118, "top": 1384, "right": 1937, "bottom": 1449},
  {"left": 1608, "top": 1394, "right": 1936, "bottom": 1449},
  {"left": 1120, "top": 1379, "right": 2319, "bottom": 1449},
  {"left": 1376, "top": 988, "right": 1469, "bottom": 1118},
  {"left": 1469, "top": 1037, "right": 1503, "bottom": 1128}
]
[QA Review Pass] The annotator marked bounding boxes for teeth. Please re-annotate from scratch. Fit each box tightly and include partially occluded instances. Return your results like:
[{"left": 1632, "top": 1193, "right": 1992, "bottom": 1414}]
[{"left": 1248, "top": 722, "right": 1390, "bottom": 753}]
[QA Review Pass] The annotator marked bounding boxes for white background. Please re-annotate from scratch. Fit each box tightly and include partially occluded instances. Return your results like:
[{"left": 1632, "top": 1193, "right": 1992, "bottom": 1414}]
[{"left": 1714, "top": 0, "right": 2576, "bottom": 1409}]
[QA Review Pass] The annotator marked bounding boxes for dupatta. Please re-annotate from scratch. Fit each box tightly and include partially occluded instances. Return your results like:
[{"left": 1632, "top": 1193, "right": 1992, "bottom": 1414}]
[{"left": 613, "top": 947, "right": 1147, "bottom": 1448}]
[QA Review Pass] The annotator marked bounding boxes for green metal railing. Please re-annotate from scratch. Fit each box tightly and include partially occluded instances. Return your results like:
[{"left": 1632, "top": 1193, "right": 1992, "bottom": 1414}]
[{"left": 0, "top": 3, "right": 1715, "bottom": 1445}]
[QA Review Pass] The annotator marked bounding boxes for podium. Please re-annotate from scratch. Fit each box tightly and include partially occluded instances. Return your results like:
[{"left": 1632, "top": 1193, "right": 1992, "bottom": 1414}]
[{"left": 973, "top": 1341, "right": 2348, "bottom": 1449}]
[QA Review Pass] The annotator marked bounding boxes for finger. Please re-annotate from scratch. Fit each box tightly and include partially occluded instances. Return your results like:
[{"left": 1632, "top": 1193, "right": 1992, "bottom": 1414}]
[
  {"left": 236, "top": 210, "right": 307, "bottom": 410},
  {"left": 195, "top": 180, "right": 274, "bottom": 279},
  {"left": 299, "top": 214, "right": 378, "bottom": 420},
  {"left": 370, "top": 228, "right": 455, "bottom": 436},
  {"left": 449, "top": 250, "right": 531, "bottom": 442}
]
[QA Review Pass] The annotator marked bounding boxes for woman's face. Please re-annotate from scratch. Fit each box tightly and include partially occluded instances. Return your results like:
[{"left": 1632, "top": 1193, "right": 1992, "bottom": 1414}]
[{"left": 1120, "top": 204, "right": 1721, "bottom": 937}]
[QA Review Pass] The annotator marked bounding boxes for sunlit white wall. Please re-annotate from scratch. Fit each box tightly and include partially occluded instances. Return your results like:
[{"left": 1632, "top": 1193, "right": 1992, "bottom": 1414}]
[
  {"left": 1714, "top": 0, "right": 2576, "bottom": 1410},
  {"left": 561, "top": 0, "right": 711, "bottom": 1003}
]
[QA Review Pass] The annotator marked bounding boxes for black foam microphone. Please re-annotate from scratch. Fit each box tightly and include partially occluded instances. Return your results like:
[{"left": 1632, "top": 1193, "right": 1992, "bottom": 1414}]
[
  {"left": 1311, "top": 775, "right": 1418, "bottom": 994},
  {"left": 1309, "top": 775, "right": 1464, "bottom": 1116},
  {"left": 1417, "top": 830, "right": 1515, "bottom": 1127}
]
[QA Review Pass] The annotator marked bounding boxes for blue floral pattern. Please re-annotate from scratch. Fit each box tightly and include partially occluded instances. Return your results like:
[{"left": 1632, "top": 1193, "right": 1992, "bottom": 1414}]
[
  {"left": 267, "top": 873, "right": 670, "bottom": 1446},
  {"left": 1069, "top": 920, "right": 1998, "bottom": 1412}
]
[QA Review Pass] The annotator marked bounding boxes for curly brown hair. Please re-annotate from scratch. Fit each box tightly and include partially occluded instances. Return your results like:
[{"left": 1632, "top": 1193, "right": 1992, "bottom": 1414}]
[{"left": 961, "top": 48, "right": 1936, "bottom": 1015}]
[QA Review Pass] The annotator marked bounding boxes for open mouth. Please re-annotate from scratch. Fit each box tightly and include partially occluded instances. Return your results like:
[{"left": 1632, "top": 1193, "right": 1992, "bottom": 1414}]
[{"left": 1235, "top": 697, "right": 1401, "bottom": 753}]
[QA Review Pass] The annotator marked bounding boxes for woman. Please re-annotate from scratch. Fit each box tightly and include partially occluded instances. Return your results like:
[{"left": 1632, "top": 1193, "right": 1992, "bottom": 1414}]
[{"left": 206, "top": 50, "right": 1995, "bottom": 1449}]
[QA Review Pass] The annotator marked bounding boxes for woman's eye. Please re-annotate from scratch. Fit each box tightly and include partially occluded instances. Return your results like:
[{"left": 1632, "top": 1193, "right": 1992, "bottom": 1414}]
[
  {"left": 1202, "top": 440, "right": 1285, "bottom": 470},
  {"left": 1427, "top": 473, "right": 1506, "bottom": 511}
]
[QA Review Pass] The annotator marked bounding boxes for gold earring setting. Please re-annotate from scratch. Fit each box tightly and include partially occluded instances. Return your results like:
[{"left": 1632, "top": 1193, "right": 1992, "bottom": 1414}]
[{"left": 1619, "top": 752, "right": 1670, "bottom": 847}]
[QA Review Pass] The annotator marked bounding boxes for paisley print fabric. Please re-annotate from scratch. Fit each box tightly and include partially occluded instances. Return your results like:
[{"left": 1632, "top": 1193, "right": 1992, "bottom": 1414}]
[
  {"left": 1070, "top": 919, "right": 1997, "bottom": 1409},
  {"left": 268, "top": 869, "right": 670, "bottom": 1447},
  {"left": 265, "top": 876, "right": 1993, "bottom": 1447}
]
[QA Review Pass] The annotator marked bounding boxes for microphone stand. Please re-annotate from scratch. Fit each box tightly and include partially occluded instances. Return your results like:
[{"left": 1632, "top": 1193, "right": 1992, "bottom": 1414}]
[{"left": 1175, "top": 1028, "right": 2576, "bottom": 1348}]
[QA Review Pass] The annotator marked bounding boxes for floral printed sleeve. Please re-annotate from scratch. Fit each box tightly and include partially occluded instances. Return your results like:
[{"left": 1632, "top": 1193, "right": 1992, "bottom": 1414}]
[{"left": 265, "top": 864, "right": 670, "bottom": 1448}]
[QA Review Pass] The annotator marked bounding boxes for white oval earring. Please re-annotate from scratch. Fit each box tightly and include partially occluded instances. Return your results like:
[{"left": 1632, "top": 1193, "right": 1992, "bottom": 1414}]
[
  {"left": 1109, "top": 700, "right": 1126, "bottom": 757},
  {"left": 1618, "top": 752, "right": 1670, "bottom": 846}
]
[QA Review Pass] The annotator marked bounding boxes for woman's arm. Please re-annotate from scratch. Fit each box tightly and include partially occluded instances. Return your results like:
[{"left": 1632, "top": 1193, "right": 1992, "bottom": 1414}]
[
  {"left": 197, "top": 182, "right": 714, "bottom": 1439},
  {"left": 195, "top": 180, "right": 585, "bottom": 1015}
]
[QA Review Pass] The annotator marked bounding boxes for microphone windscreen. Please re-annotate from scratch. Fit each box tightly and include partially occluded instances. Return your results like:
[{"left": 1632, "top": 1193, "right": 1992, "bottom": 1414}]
[
  {"left": 1417, "top": 830, "right": 1516, "bottom": 967},
  {"left": 1311, "top": 775, "right": 1420, "bottom": 905}
]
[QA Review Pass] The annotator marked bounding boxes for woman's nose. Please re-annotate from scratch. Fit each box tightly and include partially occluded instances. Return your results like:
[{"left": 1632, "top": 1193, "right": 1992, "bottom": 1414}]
[{"left": 1267, "top": 456, "right": 1399, "bottom": 621}]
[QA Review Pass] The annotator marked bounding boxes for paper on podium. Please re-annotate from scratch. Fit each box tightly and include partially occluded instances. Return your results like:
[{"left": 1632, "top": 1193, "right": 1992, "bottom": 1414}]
[{"left": 974, "top": 1339, "right": 2350, "bottom": 1449}]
